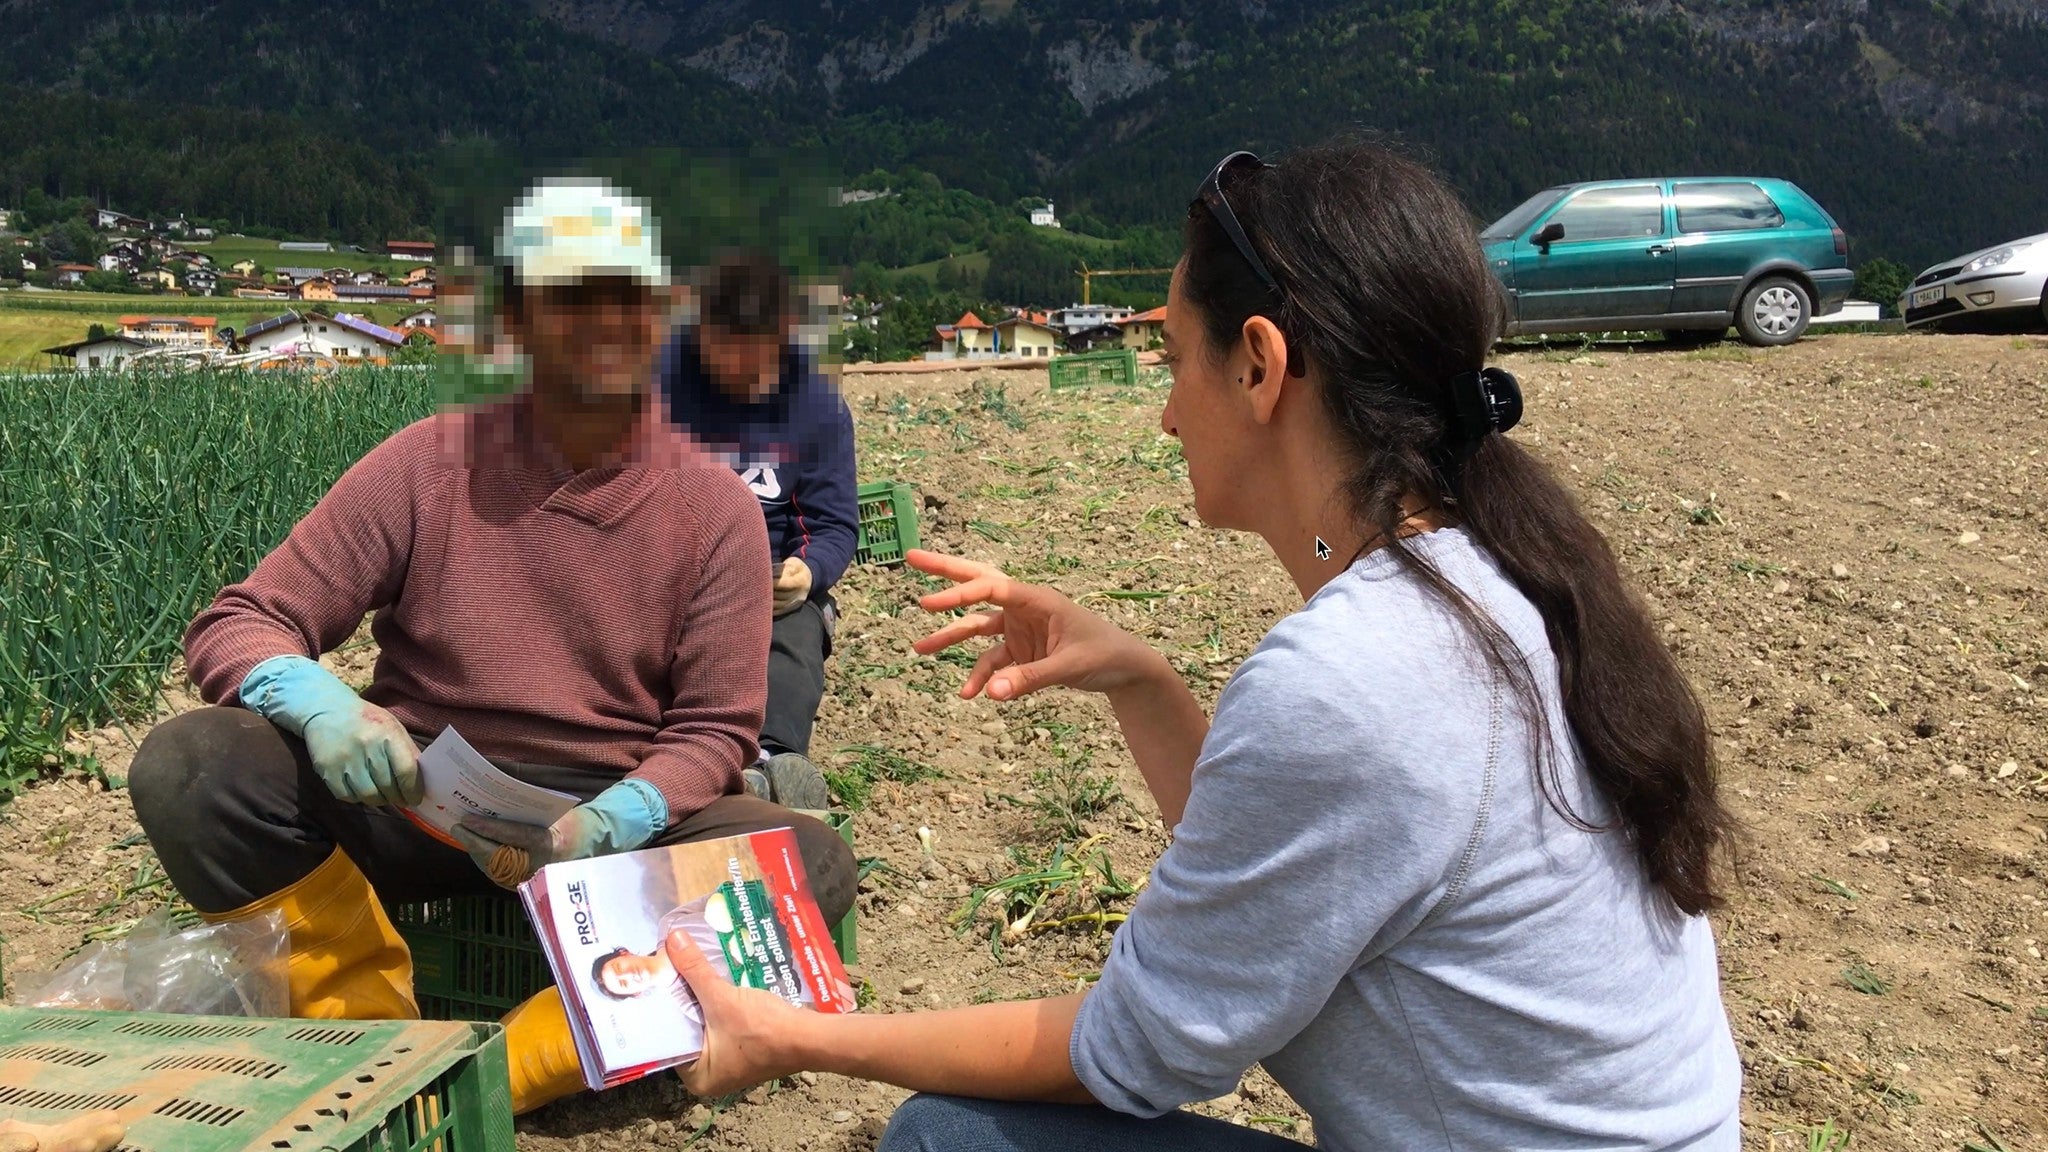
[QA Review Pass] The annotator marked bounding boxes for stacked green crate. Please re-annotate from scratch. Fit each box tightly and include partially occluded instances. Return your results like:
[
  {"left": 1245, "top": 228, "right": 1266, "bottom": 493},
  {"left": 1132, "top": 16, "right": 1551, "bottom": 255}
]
[
  {"left": 0, "top": 1007, "right": 512, "bottom": 1152},
  {"left": 1048, "top": 348, "right": 1139, "bottom": 389},
  {"left": 854, "top": 482, "right": 920, "bottom": 566}
]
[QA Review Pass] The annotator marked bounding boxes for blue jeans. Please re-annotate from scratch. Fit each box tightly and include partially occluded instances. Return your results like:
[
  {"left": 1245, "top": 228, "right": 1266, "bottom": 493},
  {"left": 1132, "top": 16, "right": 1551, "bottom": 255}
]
[{"left": 877, "top": 1094, "right": 1311, "bottom": 1152}]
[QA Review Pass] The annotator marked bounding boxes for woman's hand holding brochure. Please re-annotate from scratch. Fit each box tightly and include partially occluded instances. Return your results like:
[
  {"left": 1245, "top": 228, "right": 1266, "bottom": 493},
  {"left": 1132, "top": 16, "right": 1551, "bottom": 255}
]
[
  {"left": 519, "top": 827, "right": 852, "bottom": 1091},
  {"left": 663, "top": 930, "right": 809, "bottom": 1097},
  {"left": 668, "top": 926, "right": 1094, "bottom": 1104}
]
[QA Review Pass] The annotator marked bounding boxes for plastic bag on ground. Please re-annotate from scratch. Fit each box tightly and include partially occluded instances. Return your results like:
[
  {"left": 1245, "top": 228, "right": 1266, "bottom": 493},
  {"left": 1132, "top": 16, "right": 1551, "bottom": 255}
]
[{"left": 9, "top": 908, "right": 288, "bottom": 1017}]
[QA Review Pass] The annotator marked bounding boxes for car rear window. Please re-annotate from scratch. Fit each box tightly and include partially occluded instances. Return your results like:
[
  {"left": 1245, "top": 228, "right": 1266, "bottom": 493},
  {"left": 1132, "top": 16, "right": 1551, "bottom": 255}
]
[
  {"left": 1548, "top": 186, "right": 1664, "bottom": 242},
  {"left": 1674, "top": 182, "right": 1785, "bottom": 233}
]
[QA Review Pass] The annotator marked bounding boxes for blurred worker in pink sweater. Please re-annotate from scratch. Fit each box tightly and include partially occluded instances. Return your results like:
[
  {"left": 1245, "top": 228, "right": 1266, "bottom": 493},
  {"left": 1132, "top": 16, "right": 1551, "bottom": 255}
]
[{"left": 127, "top": 175, "right": 854, "bottom": 1117}]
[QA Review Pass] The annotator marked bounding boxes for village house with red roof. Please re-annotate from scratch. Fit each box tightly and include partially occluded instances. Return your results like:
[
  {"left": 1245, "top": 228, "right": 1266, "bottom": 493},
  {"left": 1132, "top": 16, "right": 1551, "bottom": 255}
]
[
  {"left": 1119, "top": 305, "right": 1167, "bottom": 349},
  {"left": 117, "top": 315, "right": 219, "bottom": 347}
]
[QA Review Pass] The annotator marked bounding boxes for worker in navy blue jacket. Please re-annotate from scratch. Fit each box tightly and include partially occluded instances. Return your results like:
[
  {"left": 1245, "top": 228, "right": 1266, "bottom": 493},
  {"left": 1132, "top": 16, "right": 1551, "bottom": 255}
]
[{"left": 659, "top": 250, "right": 857, "bottom": 810}]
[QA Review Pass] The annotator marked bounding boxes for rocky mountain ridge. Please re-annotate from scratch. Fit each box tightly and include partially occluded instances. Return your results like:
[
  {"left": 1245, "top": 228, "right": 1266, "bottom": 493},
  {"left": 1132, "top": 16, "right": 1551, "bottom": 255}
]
[{"left": 1, "top": 0, "right": 2042, "bottom": 264}]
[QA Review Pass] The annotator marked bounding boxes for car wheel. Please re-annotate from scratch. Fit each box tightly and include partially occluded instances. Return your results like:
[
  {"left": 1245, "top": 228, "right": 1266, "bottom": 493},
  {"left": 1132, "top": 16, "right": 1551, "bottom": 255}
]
[
  {"left": 1662, "top": 328, "right": 1725, "bottom": 347},
  {"left": 1736, "top": 277, "right": 1811, "bottom": 347}
]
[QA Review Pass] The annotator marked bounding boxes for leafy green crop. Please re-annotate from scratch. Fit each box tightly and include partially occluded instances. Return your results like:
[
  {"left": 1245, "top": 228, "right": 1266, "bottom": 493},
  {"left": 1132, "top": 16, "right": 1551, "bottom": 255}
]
[{"left": 0, "top": 366, "right": 431, "bottom": 785}]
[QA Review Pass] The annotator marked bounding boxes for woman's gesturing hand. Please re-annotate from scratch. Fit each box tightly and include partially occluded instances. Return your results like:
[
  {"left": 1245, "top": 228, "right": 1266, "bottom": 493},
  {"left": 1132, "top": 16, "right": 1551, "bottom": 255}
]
[{"left": 907, "top": 550, "right": 1163, "bottom": 701}]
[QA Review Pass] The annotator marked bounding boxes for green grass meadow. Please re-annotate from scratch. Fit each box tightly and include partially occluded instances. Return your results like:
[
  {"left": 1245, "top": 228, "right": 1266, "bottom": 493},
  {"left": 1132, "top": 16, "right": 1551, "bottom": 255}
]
[
  {"left": 179, "top": 235, "right": 408, "bottom": 274},
  {"left": 888, "top": 250, "right": 991, "bottom": 285},
  {"left": 0, "top": 291, "right": 421, "bottom": 368}
]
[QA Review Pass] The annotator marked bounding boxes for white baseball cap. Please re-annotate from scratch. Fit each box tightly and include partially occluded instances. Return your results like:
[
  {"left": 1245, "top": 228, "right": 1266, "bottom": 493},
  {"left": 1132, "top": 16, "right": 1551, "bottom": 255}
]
[{"left": 497, "top": 175, "right": 670, "bottom": 287}]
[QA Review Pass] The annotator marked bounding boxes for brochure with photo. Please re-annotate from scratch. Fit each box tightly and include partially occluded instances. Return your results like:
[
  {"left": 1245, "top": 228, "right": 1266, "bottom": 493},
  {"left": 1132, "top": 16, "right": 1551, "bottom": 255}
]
[{"left": 520, "top": 827, "right": 856, "bottom": 1091}]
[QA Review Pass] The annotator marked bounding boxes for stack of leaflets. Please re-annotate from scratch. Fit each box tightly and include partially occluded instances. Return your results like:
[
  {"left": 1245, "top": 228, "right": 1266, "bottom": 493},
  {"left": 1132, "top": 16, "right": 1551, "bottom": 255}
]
[{"left": 520, "top": 828, "right": 857, "bottom": 1091}]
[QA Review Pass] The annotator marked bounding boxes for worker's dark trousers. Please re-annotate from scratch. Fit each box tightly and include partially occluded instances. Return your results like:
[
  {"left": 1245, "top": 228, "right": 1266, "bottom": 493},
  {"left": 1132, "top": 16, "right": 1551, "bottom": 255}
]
[
  {"left": 762, "top": 600, "right": 832, "bottom": 759},
  {"left": 128, "top": 706, "right": 856, "bottom": 923}
]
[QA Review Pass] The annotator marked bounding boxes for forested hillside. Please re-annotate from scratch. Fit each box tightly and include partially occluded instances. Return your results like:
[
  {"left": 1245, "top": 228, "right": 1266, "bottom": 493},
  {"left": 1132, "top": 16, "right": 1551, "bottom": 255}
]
[{"left": 1, "top": 0, "right": 2042, "bottom": 271}]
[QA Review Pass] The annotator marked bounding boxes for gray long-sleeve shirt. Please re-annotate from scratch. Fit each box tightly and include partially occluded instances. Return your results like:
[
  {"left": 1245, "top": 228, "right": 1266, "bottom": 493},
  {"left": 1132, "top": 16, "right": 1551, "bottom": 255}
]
[{"left": 1071, "top": 529, "right": 1740, "bottom": 1150}]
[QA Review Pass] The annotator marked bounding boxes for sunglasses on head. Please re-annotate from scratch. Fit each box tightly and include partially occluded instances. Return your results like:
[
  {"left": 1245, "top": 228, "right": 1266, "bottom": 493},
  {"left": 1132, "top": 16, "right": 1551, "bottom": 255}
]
[
  {"left": 1196, "top": 151, "right": 1302, "bottom": 377},
  {"left": 1196, "top": 151, "right": 1280, "bottom": 294}
]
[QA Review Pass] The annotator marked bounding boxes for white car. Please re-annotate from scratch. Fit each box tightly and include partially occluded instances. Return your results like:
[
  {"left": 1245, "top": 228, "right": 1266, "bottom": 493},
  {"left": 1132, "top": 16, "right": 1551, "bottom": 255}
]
[{"left": 1902, "top": 232, "right": 2048, "bottom": 331}]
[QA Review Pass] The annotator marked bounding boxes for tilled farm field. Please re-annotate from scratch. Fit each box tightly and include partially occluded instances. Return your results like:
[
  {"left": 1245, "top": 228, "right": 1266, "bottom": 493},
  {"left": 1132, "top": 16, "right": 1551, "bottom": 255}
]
[{"left": 2, "top": 334, "right": 2044, "bottom": 1151}]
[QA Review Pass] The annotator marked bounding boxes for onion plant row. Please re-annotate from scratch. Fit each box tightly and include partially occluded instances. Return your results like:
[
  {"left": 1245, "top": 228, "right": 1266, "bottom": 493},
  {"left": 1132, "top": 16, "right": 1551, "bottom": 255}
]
[{"left": 0, "top": 367, "right": 431, "bottom": 791}]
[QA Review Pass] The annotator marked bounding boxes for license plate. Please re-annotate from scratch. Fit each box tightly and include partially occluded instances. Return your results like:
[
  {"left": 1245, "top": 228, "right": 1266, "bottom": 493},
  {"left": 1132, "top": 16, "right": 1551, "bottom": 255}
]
[{"left": 1911, "top": 285, "right": 1945, "bottom": 309}]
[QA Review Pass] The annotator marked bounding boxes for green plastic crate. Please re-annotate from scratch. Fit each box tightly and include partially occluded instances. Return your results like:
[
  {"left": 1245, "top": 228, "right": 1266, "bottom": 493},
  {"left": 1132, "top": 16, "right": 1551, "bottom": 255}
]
[
  {"left": 395, "top": 810, "right": 859, "bottom": 1021},
  {"left": 855, "top": 481, "right": 920, "bottom": 567},
  {"left": 0, "top": 1007, "right": 512, "bottom": 1152},
  {"left": 1048, "top": 348, "right": 1138, "bottom": 390},
  {"left": 390, "top": 895, "right": 551, "bottom": 1022}
]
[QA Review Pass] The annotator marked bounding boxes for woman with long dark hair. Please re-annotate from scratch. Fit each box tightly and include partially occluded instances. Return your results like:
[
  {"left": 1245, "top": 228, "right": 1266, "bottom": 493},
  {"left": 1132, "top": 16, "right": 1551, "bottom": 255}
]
[{"left": 659, "top": 140, "right": 1743, "bottom": 1151}]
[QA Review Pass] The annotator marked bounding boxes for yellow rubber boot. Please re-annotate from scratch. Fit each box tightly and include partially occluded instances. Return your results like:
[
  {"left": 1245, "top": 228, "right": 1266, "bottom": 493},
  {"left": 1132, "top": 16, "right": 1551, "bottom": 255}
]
[
  {"left": 203, "top": 846, "right": 418, "bottom": 1020},
  {"left": 502, "top": 986, "right": 585, "bottom": 1115}
]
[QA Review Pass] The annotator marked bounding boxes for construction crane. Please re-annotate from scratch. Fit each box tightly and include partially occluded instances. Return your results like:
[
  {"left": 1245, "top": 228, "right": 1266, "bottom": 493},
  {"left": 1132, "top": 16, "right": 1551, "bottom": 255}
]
[{"left": 1078, "top": 263, "right": 1174, "bottom": 306}]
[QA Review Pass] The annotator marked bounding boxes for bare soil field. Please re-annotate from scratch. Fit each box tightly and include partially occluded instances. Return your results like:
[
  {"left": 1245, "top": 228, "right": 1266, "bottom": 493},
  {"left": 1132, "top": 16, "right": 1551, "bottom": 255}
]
[{"left": 2, "top": 333, "right": 2044, "bottom": 1150}]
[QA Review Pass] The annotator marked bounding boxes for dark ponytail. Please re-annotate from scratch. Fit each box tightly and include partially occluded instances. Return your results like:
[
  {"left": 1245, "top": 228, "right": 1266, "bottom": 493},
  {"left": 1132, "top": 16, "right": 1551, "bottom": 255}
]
[{"left": 1182, "top": 140, "right": 1734, "bottom": 914}]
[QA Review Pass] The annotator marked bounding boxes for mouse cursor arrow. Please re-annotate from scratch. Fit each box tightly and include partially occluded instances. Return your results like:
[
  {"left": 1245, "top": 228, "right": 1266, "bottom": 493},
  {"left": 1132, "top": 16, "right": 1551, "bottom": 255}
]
[{"left": 1314, "top": 537, "right": 1332, "bottom": 561}]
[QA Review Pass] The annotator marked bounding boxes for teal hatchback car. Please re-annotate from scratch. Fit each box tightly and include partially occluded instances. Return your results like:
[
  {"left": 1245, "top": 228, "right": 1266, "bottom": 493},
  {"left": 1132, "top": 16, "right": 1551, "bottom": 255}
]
[{"left": 1481, "top": 178, "right": 1855, "bottom": 346}]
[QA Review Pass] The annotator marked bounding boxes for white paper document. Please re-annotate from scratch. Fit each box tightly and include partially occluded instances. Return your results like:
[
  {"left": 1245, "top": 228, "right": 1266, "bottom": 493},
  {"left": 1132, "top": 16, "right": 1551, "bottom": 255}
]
[{"left": 403, "top": 727, "right": 580, "bottom": 848}]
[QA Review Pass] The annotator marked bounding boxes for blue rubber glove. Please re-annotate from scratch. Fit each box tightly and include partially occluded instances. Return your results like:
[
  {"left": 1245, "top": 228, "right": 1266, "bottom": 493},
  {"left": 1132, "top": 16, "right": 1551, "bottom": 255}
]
[
  {"left": 240, "top": 655, "right": 424, "bottom": 808},
  {"left": 450, "top": 779, "right": 667, "bottom": 888}
]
